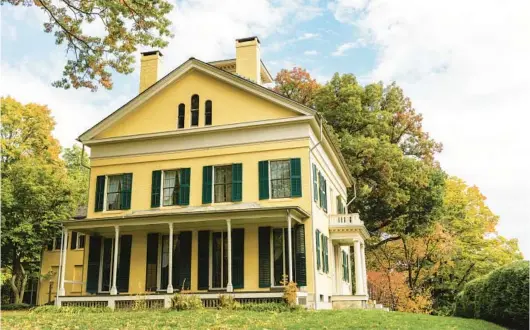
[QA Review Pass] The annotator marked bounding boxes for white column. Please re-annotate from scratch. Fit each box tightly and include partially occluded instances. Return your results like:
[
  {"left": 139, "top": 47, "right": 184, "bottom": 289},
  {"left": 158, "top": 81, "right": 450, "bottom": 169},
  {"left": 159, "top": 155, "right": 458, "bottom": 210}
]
[
  {"left": 110, "top": 226, "right": 119, "bottom": 295},
  {"left": 226, "top": 219, "right": 233, "bottom": 292},
  {"left": 361, "top": 242, "right": 368, "bottom": 297},
  {"left": 354, "top": 240, "right": 365, "bottom": 295},
  {"left": 167, "top": 223, "right": 174, "bottom": 293},
  {"left": 287, "top": 214, "right": 293, "bottom": 282},
  {"left": 58, "top": 229, "right": 68, "bottom": 297}
]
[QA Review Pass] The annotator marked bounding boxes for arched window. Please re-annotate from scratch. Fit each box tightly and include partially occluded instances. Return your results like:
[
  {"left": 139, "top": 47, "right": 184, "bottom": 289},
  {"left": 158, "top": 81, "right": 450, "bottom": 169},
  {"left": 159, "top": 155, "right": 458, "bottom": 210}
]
[
  {"left": 177, "top": 103, "right": 185, "bottom": 129},
  {"left": 191, "top": 94, "right": 199, "bottom": 127},
  {"left": 205, "top": 100, "right": 212, "bottom": 126}
]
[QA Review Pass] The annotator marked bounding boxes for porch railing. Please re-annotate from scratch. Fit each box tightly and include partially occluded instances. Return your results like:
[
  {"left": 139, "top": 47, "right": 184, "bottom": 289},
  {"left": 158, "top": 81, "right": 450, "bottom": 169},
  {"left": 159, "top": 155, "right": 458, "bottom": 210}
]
[{"left": 329, "top": 213, "right": 363, "bottom": 227}]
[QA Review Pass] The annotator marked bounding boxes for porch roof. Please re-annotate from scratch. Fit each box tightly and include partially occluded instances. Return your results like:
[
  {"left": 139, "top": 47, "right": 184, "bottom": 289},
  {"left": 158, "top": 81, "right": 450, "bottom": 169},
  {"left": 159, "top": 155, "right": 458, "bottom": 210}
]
[{"left": 62, "top": 203, "right": 310, "bottom": 232}]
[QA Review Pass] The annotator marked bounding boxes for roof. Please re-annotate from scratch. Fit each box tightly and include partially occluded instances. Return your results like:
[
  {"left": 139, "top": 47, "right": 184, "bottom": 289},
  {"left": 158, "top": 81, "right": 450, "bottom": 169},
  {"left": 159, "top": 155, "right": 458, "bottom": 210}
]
[{"left": 208, "top": 58, "right": 273, "bottom": 83}]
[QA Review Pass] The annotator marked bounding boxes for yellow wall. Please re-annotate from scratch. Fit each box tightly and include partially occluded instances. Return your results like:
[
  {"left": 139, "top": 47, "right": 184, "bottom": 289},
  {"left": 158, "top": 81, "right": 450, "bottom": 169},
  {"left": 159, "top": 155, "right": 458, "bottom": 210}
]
[
  {"left": 87, "top": 141, "right": 311, "bottom": 219},
  {"left": 38, "top": 240, "right": 85, "bottom": 305},
  {"left": 96, "top": 70, "right": 300, "bottom": 139}
]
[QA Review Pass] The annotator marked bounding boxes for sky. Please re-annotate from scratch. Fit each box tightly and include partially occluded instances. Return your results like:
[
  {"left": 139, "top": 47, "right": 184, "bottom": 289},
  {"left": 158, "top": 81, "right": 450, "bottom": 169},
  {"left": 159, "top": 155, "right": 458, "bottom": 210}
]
[{"left": 1, "top": 0, "right": 529, "bottom": 257}]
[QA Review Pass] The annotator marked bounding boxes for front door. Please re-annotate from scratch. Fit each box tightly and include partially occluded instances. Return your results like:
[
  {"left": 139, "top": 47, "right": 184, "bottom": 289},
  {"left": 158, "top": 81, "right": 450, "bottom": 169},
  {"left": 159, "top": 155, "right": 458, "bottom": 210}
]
[{"left": 211, "top": 232, "right": 228, "bottom": 289}]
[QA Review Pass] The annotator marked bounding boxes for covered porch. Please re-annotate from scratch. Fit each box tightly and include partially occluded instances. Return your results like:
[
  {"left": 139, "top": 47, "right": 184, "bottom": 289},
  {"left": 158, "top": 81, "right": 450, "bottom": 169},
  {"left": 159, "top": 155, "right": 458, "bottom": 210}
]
[
  {"left": 54, "top": 204, "right": 310, "bottom": 309},
  {"left": 329, "top": 213, "right": 370, "bottom": 309}
]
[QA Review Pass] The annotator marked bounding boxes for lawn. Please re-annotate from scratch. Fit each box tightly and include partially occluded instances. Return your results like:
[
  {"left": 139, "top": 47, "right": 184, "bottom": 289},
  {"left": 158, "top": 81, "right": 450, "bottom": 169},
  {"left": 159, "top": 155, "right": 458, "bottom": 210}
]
[{"left": 2, "top": 309, "right": 505, "bottom": 330}]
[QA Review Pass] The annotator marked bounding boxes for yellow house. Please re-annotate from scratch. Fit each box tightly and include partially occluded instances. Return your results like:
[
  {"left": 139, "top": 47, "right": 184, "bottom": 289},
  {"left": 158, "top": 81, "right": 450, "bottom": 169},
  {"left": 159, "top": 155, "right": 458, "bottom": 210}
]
[{"left": 38, "top": 37, "right": 370, "bottom": 310}]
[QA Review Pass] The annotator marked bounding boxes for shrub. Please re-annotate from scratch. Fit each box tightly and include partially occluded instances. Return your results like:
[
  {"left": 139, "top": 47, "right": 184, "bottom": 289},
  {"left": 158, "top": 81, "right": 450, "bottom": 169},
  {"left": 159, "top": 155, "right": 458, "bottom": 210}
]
[
  {"left": 283, "top": 281, "right": 298, "bottom": 307},
  {"left": 218, "top": 294, "right": 239, "bottom": 310},
  {"left": 1, "top": 303, "right": 32, "bottom": 311},
  {"left": 31, "top": 306, "right": 112, "bottom": 313},
  {"left": 238, "top": 302, "right": 294, "bottom": 312},
  {"left": 454, "top": 260, "right": 529, "bottom": 329},
  {"left": 171, "top": 293, "right": 203, "bottom": 310}
]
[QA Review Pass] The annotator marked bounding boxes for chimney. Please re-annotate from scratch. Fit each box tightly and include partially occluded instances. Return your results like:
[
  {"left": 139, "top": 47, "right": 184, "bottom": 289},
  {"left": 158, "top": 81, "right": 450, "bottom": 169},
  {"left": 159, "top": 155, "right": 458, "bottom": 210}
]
[
  {"left": 139, "top": 50, "right": 163, "bottom": 93},
  {"left": 235, "top": 37, "right": 261, "bottom": 84}
]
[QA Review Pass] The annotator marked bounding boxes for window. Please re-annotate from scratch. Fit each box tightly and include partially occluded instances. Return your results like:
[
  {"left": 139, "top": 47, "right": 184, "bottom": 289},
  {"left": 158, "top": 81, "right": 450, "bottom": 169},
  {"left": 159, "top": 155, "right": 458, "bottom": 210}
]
[
  {"left": 191, "top": 94, "right": 199, "bottom": 126},
  {"left": 99, "top": 238, "right": 115, "bottom": 292},
  {"left": 211, "top": 231, "right": 229, "bottom": 288},
  {"left": 214, "top": 165, "right": 232, "bottom": 203},
  {"left": 271, "top": 228, "right": 292, "bottom": 286},
  {"left": 163, "top": 170, "right": 182, "bottom": 206},
  {"left": 70, "top": 231, "right": 85, "bottom": 250},
  {"left": 96, "top": 174, "right": 132, "bottom": 211},
  {"left": 270, "top": 160, "right": 291, "bottom": 198},
  {"left": 320, "top": 234, "right": 329, "bottom": 273},
  {"left": 318, "top": 172, "right": 327, "bottom": 212},
  {"left": 158, "top": 234, "right": 178, "bottom": 290},
  {"left": 48, "top": 233, "right": 63, "bottom": 251},
  {"left": 205, "top": 100, "right": 212, "bottom": 126},
  {"left": 177, "top": 103, "right": 185, "bottom": 129},
  {"left": 337, "top": 196, "right": 345, "bottom": 214},
  {"left": 342, "top": 251, "right": 349, "bottom": 282}
]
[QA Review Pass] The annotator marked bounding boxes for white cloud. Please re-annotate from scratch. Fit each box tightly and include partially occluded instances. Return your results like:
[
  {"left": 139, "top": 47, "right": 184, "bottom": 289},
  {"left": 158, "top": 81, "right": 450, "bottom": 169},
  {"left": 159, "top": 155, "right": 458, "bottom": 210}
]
[
  {"left": 298, "top": 33, "right": 320, "bottom": 41},
  {"left": 304, "top": 50, "right": 319, "bottom": 56},
  {"left": 331, "top": 40, "right": 364, "bottom": 56},
  {"left": 331, "top": 0, "right": 530, "bottom": 257}
]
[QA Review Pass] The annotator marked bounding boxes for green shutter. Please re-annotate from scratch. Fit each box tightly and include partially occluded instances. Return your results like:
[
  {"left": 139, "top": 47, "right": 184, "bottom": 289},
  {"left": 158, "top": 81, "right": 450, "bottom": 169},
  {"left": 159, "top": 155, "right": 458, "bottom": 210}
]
[
  {"left": 294, "top": 224, "right": 306, "bottom": 286},
  {"left": 290, "top": 158, "right": 302, "bottom": 197},
  {"left": 315, "top": 229, "right": 321, "bottom": 271},
  {"left": 232, "top": 163, "right": 243, "bottom": 202},
  {"left": 312, "top": 164, "right": 318, "bottom": 202},
  {"left": 322, "top": 235, "right": 327, "bottom": 273},
  {"left": 198, "top": 231, "right": 210, "bottom": 290},
  {"left": 120, "top": 173, "right": 133, "bottom": 210},
  {"left": 145, "top": 233, "right": 158, "bottom": 292},
  {"left": 258, "top": 227, "right": 271, "bottom": 287},
  {"left": 178, "top": 231, "right": 192, "bottom": 290},
  {"left": 322, "top": 178, "right": 328, "bottom": 213},
  {"left": 179, "top": 168, "right": 191, "bottom": 205},
  {"left": 86, "top": 236, "right": 102, "bottom": 293},
  {"left": 151, "top": 170, "right": 161, "bottom": 208},
  {"left": 318, "top": 173, "right": 324, "bottom": 208},
  {"left": 95, "top": 176, "right": 105, "bottom": 212},
  {"left": 258, "top": 161, "right": 269, "bottom": 200},
  {"left": 117, "top": 235, "right": 132, "bottom": 292},
  {"left": 202, "top": 166, "right": 213, "bottom": 204},
  {"left": 70, "top": 231, "right": 77, "bottom": 250},
  {"left": 232, "top": 228, "right": 244, "bottom": 289}
]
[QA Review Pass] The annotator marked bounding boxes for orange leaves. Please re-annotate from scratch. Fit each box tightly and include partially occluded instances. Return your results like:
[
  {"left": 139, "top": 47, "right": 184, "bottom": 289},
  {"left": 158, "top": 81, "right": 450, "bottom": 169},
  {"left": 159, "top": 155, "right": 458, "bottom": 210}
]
[{"left": 273, "top": 67, "right": 321, "bottom": 106}]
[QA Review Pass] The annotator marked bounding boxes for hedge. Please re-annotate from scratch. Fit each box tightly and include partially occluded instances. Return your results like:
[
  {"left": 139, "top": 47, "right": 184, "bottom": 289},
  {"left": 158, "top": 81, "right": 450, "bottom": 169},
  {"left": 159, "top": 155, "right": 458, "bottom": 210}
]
[
  {"left": 1, "top": 303, "right": 32, "bottom": 311},
  {"left": 454, "top": 260, "right": 529, "bottom": 330}
]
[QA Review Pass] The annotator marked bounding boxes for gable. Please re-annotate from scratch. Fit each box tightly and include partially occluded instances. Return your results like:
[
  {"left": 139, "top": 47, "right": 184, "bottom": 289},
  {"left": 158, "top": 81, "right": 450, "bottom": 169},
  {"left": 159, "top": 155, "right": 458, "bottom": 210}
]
[{"left": 94, "top": 68, "right": 303, "bottom": 140}]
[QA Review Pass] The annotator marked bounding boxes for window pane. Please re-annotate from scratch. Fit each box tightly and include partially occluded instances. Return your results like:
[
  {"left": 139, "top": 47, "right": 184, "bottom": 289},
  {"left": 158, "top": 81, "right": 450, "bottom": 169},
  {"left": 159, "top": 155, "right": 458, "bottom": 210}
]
[
  {"left": 107, "top": 176, "right": 122, "bottom": 210},
  {"left": 273, "top": 229, "right": 284, "bottom": 286},
  {"left": 270, "top": 161, "right": 291, "bottom": 198},
  {"left": 214, "top": 166, "right": 232, "bottom": 203},
  {"left": 191, "top": 110, "right": 198, "bottom": 126},
  {"left": 205, "top": 100, "right": 212, "bottom": 126},
  {"left": 178, "top": 104, "right": 185, "bottom": 129},
  {"left": 163, "top": 170, "right": 180, "bottom": 206},
  {"left": 191, "top": 94, "right": 199, "bottom": 109}
]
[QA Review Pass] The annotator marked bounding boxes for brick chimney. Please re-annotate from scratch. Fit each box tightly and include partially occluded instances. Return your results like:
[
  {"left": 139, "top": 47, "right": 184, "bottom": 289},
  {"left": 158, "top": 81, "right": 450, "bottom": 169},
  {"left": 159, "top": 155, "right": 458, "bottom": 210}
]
[
  {"left": 139, "top": 50, "right": 163, "bottom": 93},
  {"left": 235, "top": 37, "right": 261, "bottom": 84}
]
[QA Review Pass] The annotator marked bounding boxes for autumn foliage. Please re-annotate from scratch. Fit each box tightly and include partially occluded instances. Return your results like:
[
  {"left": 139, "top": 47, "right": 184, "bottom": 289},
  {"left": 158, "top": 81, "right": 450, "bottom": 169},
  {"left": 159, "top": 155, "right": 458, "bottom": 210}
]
[{"left": 273, "top": 67, "right": 320, "bottom": 107}]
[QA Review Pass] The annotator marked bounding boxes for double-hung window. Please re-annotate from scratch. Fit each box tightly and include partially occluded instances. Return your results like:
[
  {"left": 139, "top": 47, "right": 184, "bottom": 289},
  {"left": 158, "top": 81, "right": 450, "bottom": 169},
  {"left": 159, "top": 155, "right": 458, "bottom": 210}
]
[
  {"left": 342, "top": 251, "right": 349, "bottom": 282},
  {"left": 163, "top": 169, "right": 182, "bottom": 206},
  {"left": 177, "top": 104, "right": 185, "bottom": 129},
  {"left": 151, "top": 169, "right": 190, "bottom": 207},
  {"left": 47, "top": 233, "right": 63, "bottom": 251},
  {"left": 214, "top": 165, "right": 232, "bottom": 203},
  {"left": 258, "top": 158, "right": 301, "bottom": 200},
  {"left": 202, "top": 164, "right": 242, "bottom": 204},
  {"left": 271, "top": 228, "right": 292, "bottom": 286},
  {"left": 270, "top": 160, "right": 291, "bottom": 199},
  {"left": 94, "top": 173, "right": 133, "bottom": 212}
]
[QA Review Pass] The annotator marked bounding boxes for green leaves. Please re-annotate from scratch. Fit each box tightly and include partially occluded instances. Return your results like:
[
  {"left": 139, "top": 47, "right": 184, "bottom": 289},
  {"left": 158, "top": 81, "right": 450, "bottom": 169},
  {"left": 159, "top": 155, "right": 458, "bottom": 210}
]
[{"left": 5, "top": 0, "right": 174, "bottom": 91}]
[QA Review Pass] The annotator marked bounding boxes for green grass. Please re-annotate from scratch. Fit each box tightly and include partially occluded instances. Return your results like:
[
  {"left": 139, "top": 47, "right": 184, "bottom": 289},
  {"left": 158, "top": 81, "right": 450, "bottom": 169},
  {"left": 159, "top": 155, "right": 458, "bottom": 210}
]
[{"left": 2, "top": 309, "right": 505, "bottom": 329}]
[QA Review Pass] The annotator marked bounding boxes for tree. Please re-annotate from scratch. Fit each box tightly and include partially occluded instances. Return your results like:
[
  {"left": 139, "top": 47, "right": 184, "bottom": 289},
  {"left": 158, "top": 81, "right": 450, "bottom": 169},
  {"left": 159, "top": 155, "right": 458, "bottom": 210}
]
[
  {"left": 63, "top": 144, "right": 90, "bottom": 208},
  {"left": 1, "top": 97, "right": 77, "bottom": 303},
  {"left": 313, "top": 74, "right": 445, "bottom": 239},
  {"left": 273, "top": 67, "right": 321, "bottom": 107},
  {"left": 3, "top": 0, "right": 173, "bottom": 91}
]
